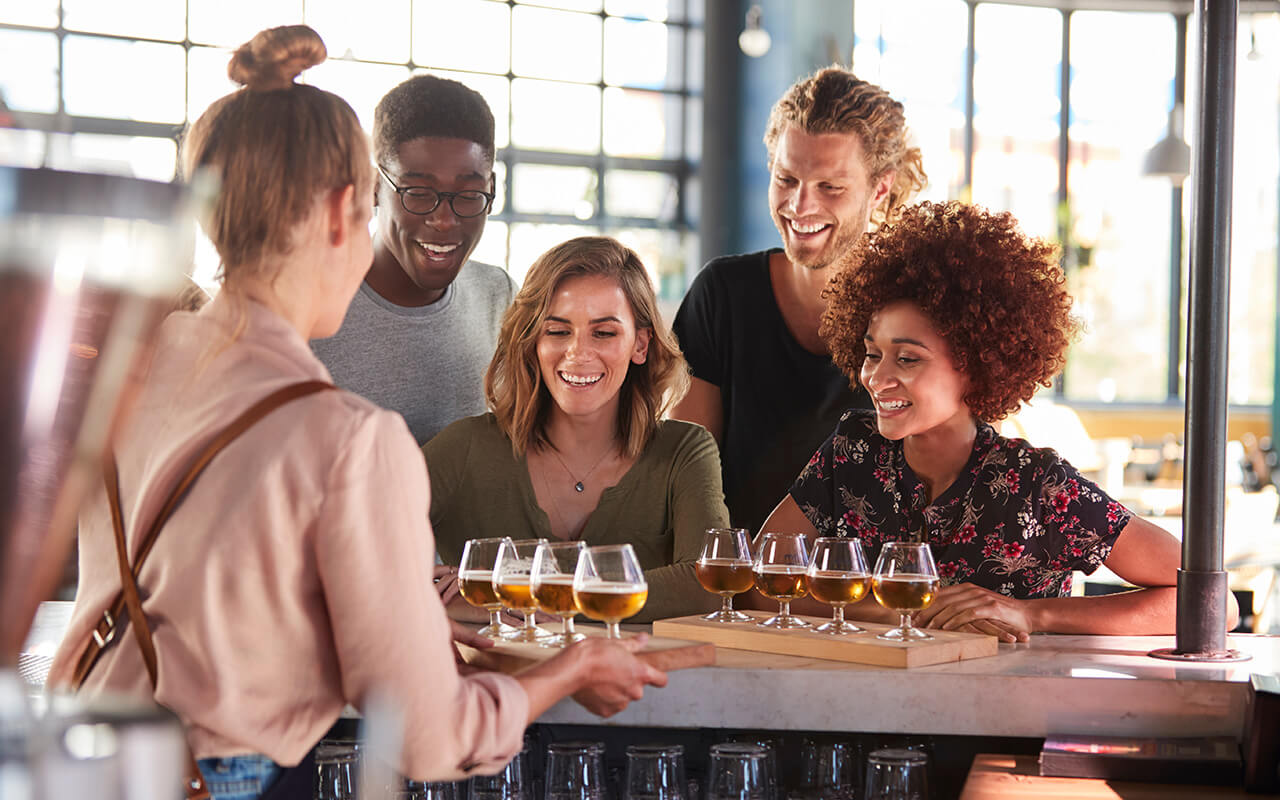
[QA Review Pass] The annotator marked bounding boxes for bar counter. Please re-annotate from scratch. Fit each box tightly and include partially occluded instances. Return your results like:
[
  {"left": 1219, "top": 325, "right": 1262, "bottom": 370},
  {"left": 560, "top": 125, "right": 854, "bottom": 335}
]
[{"left": 534, "top": 628, "right": 1279, "bottom": 740}]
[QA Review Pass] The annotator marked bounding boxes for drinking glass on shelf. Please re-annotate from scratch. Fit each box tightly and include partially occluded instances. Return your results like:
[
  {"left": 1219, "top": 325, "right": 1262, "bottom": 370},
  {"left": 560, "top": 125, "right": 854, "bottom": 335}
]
[
  {"left": 871, "top": 542, "right": 940, "bottom": 641},
  {"left": 394, "top": 778, "right": 467, "bottom": 800},
  {"left": 863, "top": 748, "right": 929, "bottom": 800},
  {"left": 315, "top": 739, "right": 360, "bottom": 800},
  {"left": 753, "top": 532, "right": 811, "bottom": 629},
  {"left": 806, "top": 537, "right": 870, "bottom": 635},
  {"left": 544, "top": 741, "right": 607, "bottom": 800},
  {"left": 460, "top": 537, "right": 520, "bottom": 640},
  {"left": 494, "top": 537, "right": 553, "bottom": 642},
  {"left": 695, "top": 528, "right": 755, "bottom": 623},
  {"left": 471, "top": 748, "right": 528, "bottom": 800},
  {"left": 624, "top": 744, "right": 689, "bottom": 800},
  {"left": 573, "top": 544, "right": 648, "bottom": 639},
  {"left": 706, "top": 743, "right": 771, "bottom": 800},
  {"left": 532, "top": 540, "right": 587, "bottom": 648}
]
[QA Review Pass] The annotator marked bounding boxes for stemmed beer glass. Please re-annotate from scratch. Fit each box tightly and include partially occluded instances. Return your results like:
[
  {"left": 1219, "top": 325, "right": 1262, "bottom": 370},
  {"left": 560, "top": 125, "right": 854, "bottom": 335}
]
[
  {"left": 695, "top": 527, "right": 755, "bottom": 623},
  {"left": 806, "top": 537, "right": 870, "bottom": 635},
  {"left": 459, "top": 537, "right": 519, "bottom": 639},
  {"left": 531, "top": 540, "right": 587, "bottom": 648},
  {"left": 573, "top": 544, "right": 648, "bottom": 639},
  {"left": 753, "top": 532, "right": 811, "bottom": 629},
  {"left": 494, "top": 537, "right": 553, "bottom": 642},
  {"left": 871, "top": 542, "right": 940, "bottom": 641}
]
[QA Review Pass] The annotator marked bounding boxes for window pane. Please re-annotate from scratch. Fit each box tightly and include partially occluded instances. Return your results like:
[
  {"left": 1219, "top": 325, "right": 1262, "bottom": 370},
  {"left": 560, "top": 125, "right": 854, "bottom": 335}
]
[
  {"left": 512, "top": 6, "right": 601, "bottom": 83},
  {"left": 604, "top": 227, "right": 689, "bottom": 307},
  {"left": 971, "top": 4, "right": 1061, "bottom": 238},
  {"left": 516, "top": 0, "right": 603, "bottom": 12},
  {"left": 189, "top": 0, "right": 304, "bottom": 47},
  {"left": 62, "top": 0, "right": 185, "bottom": 42},
  {"left": 508, "top": 222, "right": 595, "bottom": 284},
  {"left": 0, "top": 0, "right": 58, "bottom": 27},
  {"left": 307, "top": 0, "right": 410, "bottom": 63},
  {"left": 604, "top": 0, "right": 673, "bottom": 22},
  {"left": 63, "top": 36, "right": 186, "bottom": 123},
  {"left": 603, "top": 87, "right": 681, "bottom": 158},
  {"left": 512, "top": 164, "right": 596, "bottom": 217},
  {"left": 604, "top": 18, "right": 681, "bottom": 89},
  {"left": 412, "top": 0, "right": 509, "bottom": 74},
  {"left": 43, "top": 133, "right": 177, "bottom": 182},
  {"left": 605, "top": 170, "right": 677, "bottom": 221},
  {"left": 684, "top": 95, "right": 701, "bottom": 163},
  {"left": 419, "top": 68, "right": 511, "bottom": 150},
  {"left": 686, "top": 27, "right": 704, "bottom": 94},
  {"left": 512, "top": 78, "right": 600, "bottom": 153},
  {"left": 471, "top": 219, "right": 509, "bottom": 273},
  {"left": 188, "top": 46, "right": 237, "bottom": 122},
  {"left": 0, "top": 30, "right": 59, "bottom": 114},
  {"left": 306, "top": 59, "right": 411, "bottom": 133},
  {"left": 0, "top": 129, "right": 50, "bottom": 168},
  {"left": 1064, "top": 11, "right": 1176, "bottom": 403}
]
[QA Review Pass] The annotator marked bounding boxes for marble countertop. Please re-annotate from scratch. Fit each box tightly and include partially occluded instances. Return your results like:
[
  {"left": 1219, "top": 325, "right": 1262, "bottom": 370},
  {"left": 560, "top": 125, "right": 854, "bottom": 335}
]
[{"left": 536, "top": 629, "right": 1278, "bottom": 739}]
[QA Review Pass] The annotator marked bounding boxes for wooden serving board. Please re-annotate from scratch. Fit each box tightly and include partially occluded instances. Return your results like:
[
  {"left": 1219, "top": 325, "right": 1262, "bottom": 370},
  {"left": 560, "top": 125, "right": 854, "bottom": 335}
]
[
  {"left": 458, "top": 624, "right": 715, "bottom": 675},
  {"left": 652, "top": 610, "right": 997, "bottom": 668}
]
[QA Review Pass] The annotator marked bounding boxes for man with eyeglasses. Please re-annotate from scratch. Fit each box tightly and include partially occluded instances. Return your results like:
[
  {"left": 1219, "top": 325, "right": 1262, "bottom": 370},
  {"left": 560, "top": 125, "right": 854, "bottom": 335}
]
[{"left": 312, "top": 74, "right": 516, "bottom": 445}]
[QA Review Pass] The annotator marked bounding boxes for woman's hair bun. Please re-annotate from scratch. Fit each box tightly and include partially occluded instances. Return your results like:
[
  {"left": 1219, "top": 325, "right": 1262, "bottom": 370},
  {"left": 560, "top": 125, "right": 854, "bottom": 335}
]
[{"left": 228, "top": 25, "right": 326, "bottom": 91}]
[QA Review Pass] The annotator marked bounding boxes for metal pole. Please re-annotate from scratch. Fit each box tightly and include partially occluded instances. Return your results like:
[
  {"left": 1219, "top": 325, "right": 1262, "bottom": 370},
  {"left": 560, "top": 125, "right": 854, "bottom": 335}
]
[
  {"left": 1152, "top": 0, "right": 1247, "bottom": 662},
  {"left": 962, "top": 0, "right": 975, "bottom": 193},
  {"left": 1167, "top": 14, "right": 1188, "bottom": 401},
  {"left": 698, "top": 0, "right": 742, "bottom": 270}
]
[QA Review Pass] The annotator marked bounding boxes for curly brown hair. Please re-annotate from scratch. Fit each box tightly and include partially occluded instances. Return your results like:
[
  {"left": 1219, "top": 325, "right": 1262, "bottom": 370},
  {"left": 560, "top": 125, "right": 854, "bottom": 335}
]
[
  {"left": 820, "top": 202, "right": 1080, "bottom": 422},
  {"left": 764, "top": 65, "right": 927, "bottom": 227}
]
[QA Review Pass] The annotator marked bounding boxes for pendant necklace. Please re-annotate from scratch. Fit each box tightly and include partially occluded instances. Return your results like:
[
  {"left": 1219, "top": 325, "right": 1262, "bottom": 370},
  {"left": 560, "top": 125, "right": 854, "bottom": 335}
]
[{"left": 547, "top": 442, "right": 614, "bottom": 493}]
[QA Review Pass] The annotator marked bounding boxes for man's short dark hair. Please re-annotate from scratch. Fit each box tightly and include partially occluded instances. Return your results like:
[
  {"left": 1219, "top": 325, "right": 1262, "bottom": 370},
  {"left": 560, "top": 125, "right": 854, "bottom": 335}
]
[{"left": 373, "top": 74, "right": 496, "bottom": 168}]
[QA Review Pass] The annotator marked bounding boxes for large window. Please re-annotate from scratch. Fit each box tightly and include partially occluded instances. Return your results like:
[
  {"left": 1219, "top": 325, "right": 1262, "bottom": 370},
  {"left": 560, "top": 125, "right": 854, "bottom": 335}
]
[{"left": 0, "top": 0, "right": 703, "bottom": 297}]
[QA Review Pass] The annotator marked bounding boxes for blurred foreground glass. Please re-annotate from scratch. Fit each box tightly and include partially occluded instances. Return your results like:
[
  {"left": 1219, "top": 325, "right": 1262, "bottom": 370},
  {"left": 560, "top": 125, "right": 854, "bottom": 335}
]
[
  {"left": 807, "top": 538, "right": 869, "bottom": 635},
  {"left": 573, "top": 544, "right": 648, "bottom": 638},
  {"left": 871, "top": 542, "right": 939, "bottom": 642},
  {"left": 315, "top": 739, "right": 361, "bottom": 800},
  {"left": 494, "top": 537, "right": 553, "bottom": 643},
  {"left": 531, "top": 540, "right": 587, "bottom": 648},
  {"left": 459, "top": 537, "right": 518, "bottom": 640},
  {"left": 470, "top": 748, "right": 528, "bottom": 800},
  {"left": 696, "top": 527, "right": 755, "bottom": 623},
  {"left": 544, "top": 741, "right": 606, "bottom": 800},
  {"left": 393, "top": 778, "right": 467, "bottom": 800},
  {"left": 706, "top": 743, "right": 771, "bottom": 800},
  {"left": 0, "top": 167, "right": 192, "bottom": 662},
  {"left": 753, "top": 532, "right": 810, "bottom": 630},
  {"left": 863, "top": 748, "right": 929, "bottom": 800},
  {"left": 623, "top": 744, "right": 687, "bottom": 800}
]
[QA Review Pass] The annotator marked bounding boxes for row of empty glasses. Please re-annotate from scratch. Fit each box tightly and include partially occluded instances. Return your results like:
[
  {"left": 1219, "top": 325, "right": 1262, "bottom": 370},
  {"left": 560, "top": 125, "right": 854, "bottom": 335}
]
[
  {"left": 459, "top": 538, "right": 649, "bottom": 643},
  {"left": 696, "top": 529, "right": 940, "bottom": 641}
]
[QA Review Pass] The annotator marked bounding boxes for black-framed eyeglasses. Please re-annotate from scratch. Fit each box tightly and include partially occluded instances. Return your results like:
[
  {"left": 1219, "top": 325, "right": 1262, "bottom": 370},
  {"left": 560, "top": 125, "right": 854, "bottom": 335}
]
[{"left": 376, "top": 164, "right": 494, "bottom": 218}]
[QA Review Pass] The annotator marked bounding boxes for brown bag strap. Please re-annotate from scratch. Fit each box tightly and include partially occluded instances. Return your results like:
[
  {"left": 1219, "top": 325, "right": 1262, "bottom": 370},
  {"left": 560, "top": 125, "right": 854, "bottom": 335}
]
[{"left": 69, "top": 379, "right": 335, "bottom": 800}]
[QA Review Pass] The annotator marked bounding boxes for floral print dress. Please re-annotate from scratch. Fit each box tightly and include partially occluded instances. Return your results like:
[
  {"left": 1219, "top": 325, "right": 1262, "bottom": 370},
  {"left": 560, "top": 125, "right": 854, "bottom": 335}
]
[{"left": 788, "top": 409, "right": 1133, "bottom": 598}]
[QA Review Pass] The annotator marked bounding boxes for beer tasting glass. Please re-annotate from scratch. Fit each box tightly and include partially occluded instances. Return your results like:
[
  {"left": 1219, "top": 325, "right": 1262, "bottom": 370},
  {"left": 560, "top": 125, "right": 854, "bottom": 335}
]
[
  {"left": 706, "top": 743, "right": 772, "bottom": 800},
  {"left": 573, "top": 544, "right": 648, "bottom": 639},
  {"left": 806, "top": 538, "right": 870, "bottom": 635},
  {"left": 459, "top": 537, "right": 519, "bottom": 639},
  {"left": 532, "top": 540, "right": 588, "bottom": 648},
  {"left": 871, "top": 542, "right": 939, "bottom": 641},
  {"left": 753, "top": 532, "right": 811, "bottom": 629},
  {"left": 695, "top": 528, "right": 755, "bottom": 623},
  {"left": 544, "top": 741, "right": 607, "bottom": 800},
  {"left": 494, "top": 537, "right": 554, "bottom": 642},
  {"left": 863, "top": 748, "right": 929, "bottom": 800},
  {"left": 623, "top": 744, "right": 689, "bottom": 800}
]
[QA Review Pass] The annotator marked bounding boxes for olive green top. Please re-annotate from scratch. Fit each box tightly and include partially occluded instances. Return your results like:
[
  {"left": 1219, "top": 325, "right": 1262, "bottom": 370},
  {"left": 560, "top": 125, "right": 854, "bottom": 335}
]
[{"left": 423, "top": 414, "right": 730, "bottom": 623}]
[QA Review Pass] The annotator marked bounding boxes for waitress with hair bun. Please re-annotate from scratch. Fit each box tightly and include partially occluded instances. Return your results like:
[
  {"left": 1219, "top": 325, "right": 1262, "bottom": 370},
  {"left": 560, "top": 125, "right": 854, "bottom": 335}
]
[{"left": 48, "top": 25, "right": 665, "bottom": 800}]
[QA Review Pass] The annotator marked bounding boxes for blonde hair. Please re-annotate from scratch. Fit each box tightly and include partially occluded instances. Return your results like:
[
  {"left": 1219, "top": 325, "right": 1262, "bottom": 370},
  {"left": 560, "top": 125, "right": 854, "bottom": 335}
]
[
  {"left": 181, "top": 25, "right": 373, "bottom": 279},
  {"left": 764, "top": 65, "right": 927, "bottom": 227},
  {"left": 486, "top": 237, "right": 689, "bottom": 458}
]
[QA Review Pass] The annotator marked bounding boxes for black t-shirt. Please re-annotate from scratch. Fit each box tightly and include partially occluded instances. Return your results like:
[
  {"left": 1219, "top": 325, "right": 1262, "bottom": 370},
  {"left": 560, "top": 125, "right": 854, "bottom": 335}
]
[{"left": 671, "top": 249, "right": 868, "bottom": 533}]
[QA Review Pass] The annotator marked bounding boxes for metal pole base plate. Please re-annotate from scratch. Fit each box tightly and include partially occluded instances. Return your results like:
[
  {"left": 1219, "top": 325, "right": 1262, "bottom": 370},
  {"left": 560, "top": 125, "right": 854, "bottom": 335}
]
[{"left": 1148, "top": 647, "right": 1251, "bottom": 662}]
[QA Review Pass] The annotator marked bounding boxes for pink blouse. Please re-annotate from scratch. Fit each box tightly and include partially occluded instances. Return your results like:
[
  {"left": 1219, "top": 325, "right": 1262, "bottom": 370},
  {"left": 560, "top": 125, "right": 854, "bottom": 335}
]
[{"left": 48, "top": 294, "right": 528, "bottom": 779}]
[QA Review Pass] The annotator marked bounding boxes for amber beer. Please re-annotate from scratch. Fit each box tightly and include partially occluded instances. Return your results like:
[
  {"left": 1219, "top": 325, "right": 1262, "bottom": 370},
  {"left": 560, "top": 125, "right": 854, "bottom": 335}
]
[
  {"left": 808, "top": 571, "right": 870, "bottom": 605},
  {"left": 456, "top": 569, "right": 501, "bottom": 609},
  {"left": 494, "top": 577, "right": 536, "bottom": 611},
  {"left": 532, "top": 575, "right": 580, "bottom": 617},
  {"left": 574, "top": 582, "right": 648, "bottom": 622},
  {"left": 696, "top": 558, "right": 755, "bottom": 595},
  {"left": 753, "top": 565, "right": 808, "bottom": 600},
  {"left": 872, "top": 575, "right": 940, "bottom": 611}
]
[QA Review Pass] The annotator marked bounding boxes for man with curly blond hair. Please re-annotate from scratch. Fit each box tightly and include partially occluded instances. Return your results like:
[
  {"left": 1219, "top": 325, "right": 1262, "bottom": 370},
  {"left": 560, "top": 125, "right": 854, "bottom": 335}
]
[
  {"left": 671, "top": 66, "right": 927, "bottom": 533},
  {"left": 754, "top": 202, "right": 1234, "bottom": 641}
]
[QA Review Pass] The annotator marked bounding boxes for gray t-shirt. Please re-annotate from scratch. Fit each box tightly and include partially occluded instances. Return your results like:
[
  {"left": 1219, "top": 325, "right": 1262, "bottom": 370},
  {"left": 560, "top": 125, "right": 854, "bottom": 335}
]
[{"left": 311, "top": 261, "right": 516, "bottom": 445}]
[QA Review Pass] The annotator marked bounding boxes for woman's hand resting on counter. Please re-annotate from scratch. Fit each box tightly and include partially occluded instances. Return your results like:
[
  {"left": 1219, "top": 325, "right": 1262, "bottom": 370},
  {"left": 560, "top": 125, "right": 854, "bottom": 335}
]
[{"left": 913, "top": 584, "right": 1033, "bottom": 644}]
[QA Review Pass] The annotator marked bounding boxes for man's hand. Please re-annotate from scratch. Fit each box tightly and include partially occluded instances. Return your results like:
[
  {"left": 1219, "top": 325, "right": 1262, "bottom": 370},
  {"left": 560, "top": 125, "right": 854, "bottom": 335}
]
[{"left": 913, "top": 583, "right": 1033, "bottom": 643}]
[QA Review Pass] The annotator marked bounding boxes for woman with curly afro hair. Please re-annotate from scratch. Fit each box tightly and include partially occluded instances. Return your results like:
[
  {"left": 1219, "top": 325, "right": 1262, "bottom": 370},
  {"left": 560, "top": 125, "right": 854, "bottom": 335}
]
[{"left": 756, "top": 202, "right": 1233, "bottom": 641}]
